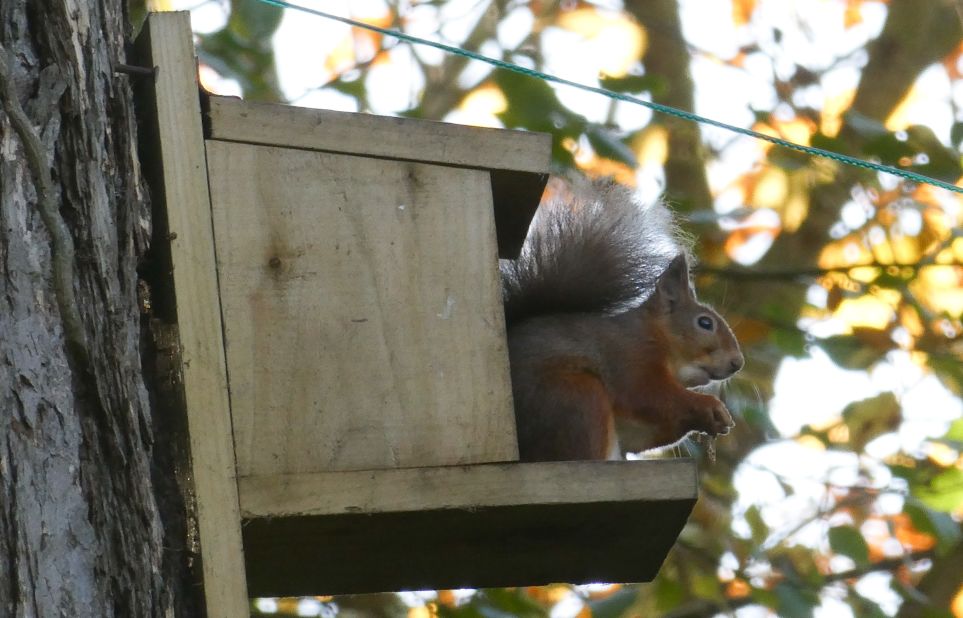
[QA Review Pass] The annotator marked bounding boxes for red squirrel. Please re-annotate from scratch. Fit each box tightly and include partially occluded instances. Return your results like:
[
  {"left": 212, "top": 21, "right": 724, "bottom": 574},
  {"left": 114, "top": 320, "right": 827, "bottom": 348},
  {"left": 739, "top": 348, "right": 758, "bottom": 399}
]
[{"left": 502, "top": 180, "right": 743, "bottom": 461}]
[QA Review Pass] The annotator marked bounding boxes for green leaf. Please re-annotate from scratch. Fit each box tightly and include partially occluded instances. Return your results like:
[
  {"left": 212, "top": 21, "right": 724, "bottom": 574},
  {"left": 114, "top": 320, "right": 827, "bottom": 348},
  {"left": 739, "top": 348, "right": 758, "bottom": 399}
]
[
  {"left": 329, "top": 74, "right": 367, "bottom": 101},
  {"left": 841, "top": 392, "right": 901, "bottom": 452},
  {"left": 952, "top": 121, "right": 963, "bottom": 149},
  {"left": 598, "top": 74, "right": 665, "bottom": 96},
  {"left": 585, "top": 125, "right": 637, "bottom": 167},
  {"left": 913, "top": 467, "right": 963, "bottom": 514},
  {"left": 930, "top": 354, "right": 963, "bottom": 395},
  {"left": 229, "top": 0, "right": 284, "bottom": 43},
  {"left": 653, "top": 576, "right": 686, "bottom": 611},
  {"left": 819, "top": 335, "right": 888, "bottom": 370},
  {"left": 847, "top": 591, "right": 889, "bottom": 618},
  {"left": 811, "top": 132, "right": 852, "bottom": 157},
  {"left": 494, "top": 69, "right": 585, "bottom": 135},
  {"left": 945, "top": 418, "right": 963, "bottom": 442},
  {"left": 750, "top": 586, "right": 779, "bottom": 610},
  {"left": 744, "top": 505, "right": 769, "bottom": 545},
  {"left": 436, "top": 605, "right": 487, "bottom": 618},
  {"left": 843, "top": 111, "right": 890, "bottom": 141},
  {"left": 828, "top": 525, "right": 870, "bottom": 566},
  {"left": 768, "top": 147, "right": 811, "bottom": 171},
  {"left": 197, "top": 28, "right": 281, "bottom": 100},
  {"left": 771, "top": 327, "right": 807, "bottom": 357},
  {"left": 774, "top": 582, "right": 817, "bottom": 618},
  {"left": 474, "top": 589, "right": 545, "bottom": 617}
]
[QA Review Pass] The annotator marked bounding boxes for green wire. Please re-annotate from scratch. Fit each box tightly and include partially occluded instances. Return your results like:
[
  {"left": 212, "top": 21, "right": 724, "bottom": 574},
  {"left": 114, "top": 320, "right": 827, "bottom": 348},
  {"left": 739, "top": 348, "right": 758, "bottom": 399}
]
[{"left": 254, "top": 0, "right": 963, "bottom": 195}]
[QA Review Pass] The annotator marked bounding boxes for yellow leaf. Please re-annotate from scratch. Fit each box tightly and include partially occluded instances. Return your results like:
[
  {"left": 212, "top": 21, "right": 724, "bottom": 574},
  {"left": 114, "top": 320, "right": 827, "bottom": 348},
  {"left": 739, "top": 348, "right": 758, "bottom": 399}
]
[
  {"left": 797, "top": 434, "right": 828, "bottom": 451},
  {"left": 821, "top": 88, "right": 856, "bottom": 137},
  {"left": 833, "top": 296, "right": 896, "bottom": 330},
  {"left": 324, "top": 34, "right": 356, "bottom": 75},
  {"left": 732, "top": 0, "right": 757, "bottom": 25},
  {"left": 942, "top": 41, "right": 963, "bottom": 80},
  {"left": 456, "top": 84, "right": 508, "bottom": 128},
  {"left": 353, "top": 11, "right": 396, "bottom": 58},
  {"left": 408, "top": 607, "right": 431, "bottom": 618},
  {"left": 819, "top": 237, "right": 873, "bottom": 270},
  {"left": 750, "top": 168, "right": 789, "bottom": 210},
  {"left": 951, "top": 584, "right": 963, "bottom": 618},
  {"left": 781, "top": 191, "right": 809, "bottom": 233},
  {"left": 631, "top": 124, "right": 668, "bottom": 166},
  {"left": 900, "top": 305, "right": 925, "bottom": 337},
  {"left": 843, "top": 0, "right": 864, "bottom": 28},
  {"left": 926, "top": 441, "right": 960, "bottom": 467},
  {"left": 885, "top": 84, "right": 922, "bottom": 131},
  {"left": 556, "top": 8, "right": 647, "bottom": 76},
  {"left": 912, "top": 265, "right": 963, "bottom": 317}
]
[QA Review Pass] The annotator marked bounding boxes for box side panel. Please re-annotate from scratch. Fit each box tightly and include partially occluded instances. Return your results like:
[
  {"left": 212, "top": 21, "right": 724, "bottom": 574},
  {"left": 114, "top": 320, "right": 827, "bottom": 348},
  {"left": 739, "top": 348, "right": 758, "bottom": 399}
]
[
  {"left": 206, "top": 140, "right": 518, "bottom": 475},
  {"left": 133, "top": 12, "right": 249, "bottom": 617}
]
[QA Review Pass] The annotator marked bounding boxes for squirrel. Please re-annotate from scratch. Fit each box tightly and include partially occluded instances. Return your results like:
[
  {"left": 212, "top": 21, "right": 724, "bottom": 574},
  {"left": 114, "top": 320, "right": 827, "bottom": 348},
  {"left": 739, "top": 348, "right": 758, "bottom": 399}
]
[{"left": 501, "top": 179, "right": 743, "bottom": 462}]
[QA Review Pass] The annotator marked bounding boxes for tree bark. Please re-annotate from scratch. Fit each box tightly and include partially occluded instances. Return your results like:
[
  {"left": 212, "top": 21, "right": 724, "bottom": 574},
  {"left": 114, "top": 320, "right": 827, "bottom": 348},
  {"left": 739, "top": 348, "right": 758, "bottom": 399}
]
[
  {"left": 0, "top": 2, "right": 194, "bottom": 616},
  {"left": 625, "top": 0, "right": 713, "bottom": 212}
]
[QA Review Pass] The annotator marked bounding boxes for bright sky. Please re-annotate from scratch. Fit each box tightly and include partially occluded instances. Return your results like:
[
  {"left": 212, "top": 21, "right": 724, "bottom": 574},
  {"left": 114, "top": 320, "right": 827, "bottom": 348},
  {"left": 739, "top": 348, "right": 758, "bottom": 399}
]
[{"left": 171, "top": 1, "right": 962, "bottom": 615}]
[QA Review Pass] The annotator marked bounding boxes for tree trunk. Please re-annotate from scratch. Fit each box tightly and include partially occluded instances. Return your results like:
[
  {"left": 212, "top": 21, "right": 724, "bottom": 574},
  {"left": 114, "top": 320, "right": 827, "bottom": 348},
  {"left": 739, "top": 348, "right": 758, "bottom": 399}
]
[
  {"left": 625, "top": 0, "right": 713, "bottom": 213},
  {"left": 0, "top": 2, "right": 194, "bottom": 616}
]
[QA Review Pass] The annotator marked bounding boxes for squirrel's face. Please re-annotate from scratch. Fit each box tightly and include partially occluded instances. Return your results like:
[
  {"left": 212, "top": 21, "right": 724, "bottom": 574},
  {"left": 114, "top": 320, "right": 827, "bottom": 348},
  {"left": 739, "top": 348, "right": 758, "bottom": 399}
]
[
  {"left": 672, "top": 309, "right": 744, "bottom": 386},
  {"left": 652, "top": 254, "right": 744, "bottom": 386}
]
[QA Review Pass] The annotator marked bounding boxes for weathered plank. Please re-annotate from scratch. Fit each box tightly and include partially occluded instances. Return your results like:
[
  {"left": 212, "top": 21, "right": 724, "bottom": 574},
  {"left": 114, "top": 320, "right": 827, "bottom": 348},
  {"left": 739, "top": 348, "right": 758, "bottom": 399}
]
[
  {"left": 205, "top": 95, "right": 552, "bottom": 174},
  {"left": 238, "top": 459, "right": 697, "bottom": 517},
  {"left": 206, "top": 140, "right": 518, "bottom": 477},
  {"left": 134, "top": 13, "right": 249, "bottom": 617},
  {"left": 239, "top": 460, "right": 698, "bottom": 596}
]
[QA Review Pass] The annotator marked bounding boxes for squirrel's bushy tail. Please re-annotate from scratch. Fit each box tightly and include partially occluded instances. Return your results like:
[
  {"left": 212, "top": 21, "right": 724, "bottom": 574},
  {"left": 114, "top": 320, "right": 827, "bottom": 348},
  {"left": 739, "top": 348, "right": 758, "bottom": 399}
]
[{"left": 502, "top": 179, "right": 687, "bottom": 327}]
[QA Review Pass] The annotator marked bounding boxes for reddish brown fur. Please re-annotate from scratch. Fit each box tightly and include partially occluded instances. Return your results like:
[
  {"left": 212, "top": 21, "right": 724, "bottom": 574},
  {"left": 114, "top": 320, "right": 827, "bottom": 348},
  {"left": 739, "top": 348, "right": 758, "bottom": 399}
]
[{"left": 509, "top": 254, "right": 741, "bottom": 461}]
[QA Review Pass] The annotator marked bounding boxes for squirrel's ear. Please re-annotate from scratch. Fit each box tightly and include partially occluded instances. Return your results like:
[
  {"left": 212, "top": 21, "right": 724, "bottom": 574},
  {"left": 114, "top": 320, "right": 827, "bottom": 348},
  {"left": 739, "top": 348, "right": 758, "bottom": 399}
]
[{"left": 654, "top": 254, "right": 694, "bottom": 313}]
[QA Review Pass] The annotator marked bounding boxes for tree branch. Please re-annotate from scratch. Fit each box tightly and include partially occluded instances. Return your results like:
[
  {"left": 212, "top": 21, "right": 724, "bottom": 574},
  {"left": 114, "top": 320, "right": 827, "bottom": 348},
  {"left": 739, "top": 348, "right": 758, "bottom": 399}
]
[
  {"left": 624, "top": 0, "right": 712, "bottom": 212},
  {"left": 415, "top": 0, "right": 513, "bottom": 119},
  {"left": 699, "top": 261, "right": 963, "bottom": 282}
]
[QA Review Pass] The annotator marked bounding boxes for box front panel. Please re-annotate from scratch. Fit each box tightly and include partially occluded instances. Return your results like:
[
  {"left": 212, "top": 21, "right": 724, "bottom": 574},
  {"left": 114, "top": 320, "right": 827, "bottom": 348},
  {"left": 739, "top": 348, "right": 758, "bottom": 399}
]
[{"left": 206, "top": 140, "right": 518, "bottom": 476}]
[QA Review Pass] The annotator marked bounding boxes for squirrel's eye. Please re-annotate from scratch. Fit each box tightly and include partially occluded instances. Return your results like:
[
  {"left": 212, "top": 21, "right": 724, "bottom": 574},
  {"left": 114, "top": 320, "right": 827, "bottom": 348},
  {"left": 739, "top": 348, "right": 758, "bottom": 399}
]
[{"left": 697, "top": 315, "right": 714, "bottom": 331}]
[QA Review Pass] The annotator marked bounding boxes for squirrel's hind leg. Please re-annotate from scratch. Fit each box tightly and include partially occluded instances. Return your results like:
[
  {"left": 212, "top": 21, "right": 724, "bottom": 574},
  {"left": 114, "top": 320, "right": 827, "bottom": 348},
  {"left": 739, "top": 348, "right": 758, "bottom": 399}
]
[{"left": 512, "top": 364, "right": 617, "bottom": 462}]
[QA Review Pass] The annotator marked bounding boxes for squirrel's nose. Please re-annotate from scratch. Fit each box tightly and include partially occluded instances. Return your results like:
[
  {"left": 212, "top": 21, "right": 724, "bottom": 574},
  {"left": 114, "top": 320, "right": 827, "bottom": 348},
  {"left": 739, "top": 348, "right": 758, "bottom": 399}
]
[{"left": 729, "top": 354, "right": 744, "bottom": 373}]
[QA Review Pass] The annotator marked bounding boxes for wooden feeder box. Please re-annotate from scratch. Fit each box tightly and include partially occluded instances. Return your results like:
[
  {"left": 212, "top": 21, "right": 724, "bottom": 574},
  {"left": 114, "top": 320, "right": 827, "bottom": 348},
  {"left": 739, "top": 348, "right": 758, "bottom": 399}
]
[{"left": 134, "top": 13, "right": 699, "bottom": 617}]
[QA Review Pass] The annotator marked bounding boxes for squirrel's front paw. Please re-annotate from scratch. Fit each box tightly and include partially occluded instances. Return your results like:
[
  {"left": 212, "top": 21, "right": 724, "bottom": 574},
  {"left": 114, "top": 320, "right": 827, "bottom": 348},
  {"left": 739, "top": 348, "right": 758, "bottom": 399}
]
[{"left": 689, "top": 395, "right": 734, "bottom": 436}]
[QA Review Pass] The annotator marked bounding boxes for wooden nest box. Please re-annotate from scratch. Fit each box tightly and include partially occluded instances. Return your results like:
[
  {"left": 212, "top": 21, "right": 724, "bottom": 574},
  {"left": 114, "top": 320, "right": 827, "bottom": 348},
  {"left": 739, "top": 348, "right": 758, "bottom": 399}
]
[{"left": 135, "top": 12, "right": 698, "bottom": 616}]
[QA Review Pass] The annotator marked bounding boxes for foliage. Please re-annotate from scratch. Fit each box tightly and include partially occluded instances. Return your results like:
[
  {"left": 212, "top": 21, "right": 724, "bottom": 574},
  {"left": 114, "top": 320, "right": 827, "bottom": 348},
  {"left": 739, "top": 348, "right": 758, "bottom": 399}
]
[{"left": 182, "top": 0, "right": 963, "bottom": 616}]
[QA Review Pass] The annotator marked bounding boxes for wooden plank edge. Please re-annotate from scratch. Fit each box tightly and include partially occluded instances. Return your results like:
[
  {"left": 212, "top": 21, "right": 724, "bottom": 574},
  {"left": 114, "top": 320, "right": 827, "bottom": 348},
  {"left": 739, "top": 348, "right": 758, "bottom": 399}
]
[
  {"left": 204, "top": 95, "right": 552, "bottom": 175},
  {"left": 491, "top": 169, "right": 548, "bottom": 258},
  {"left": 242, "top": 496, "right": 696, "bottom": 596},
  {"left": 134, "top": 12, "right": 250, "bottom": 617},
  {"left": 238, "top": 459, "right": 698, "bottom": 518}
]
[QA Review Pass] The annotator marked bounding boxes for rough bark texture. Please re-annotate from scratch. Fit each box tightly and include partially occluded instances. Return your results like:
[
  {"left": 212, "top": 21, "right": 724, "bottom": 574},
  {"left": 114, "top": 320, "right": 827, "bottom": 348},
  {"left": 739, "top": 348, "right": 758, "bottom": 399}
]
[{"left": 0, "top": 1, "right": 193, "bottom": 616}]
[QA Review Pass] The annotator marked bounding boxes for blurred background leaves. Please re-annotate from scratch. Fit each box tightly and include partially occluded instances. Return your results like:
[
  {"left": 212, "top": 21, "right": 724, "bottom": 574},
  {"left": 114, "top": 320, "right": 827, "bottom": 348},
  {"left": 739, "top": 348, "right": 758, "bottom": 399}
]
[{"left": 137, "top": 0, "right": 963, "bottom": 615}]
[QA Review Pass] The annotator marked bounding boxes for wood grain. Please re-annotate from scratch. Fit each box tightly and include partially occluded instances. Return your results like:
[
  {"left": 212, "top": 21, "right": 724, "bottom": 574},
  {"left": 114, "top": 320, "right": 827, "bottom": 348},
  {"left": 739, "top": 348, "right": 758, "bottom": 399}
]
[
  {"left": 206, "top": 95, "right": 551, "bottom": 174},
  {"left": 206, "top": 140, "right": 518, "bottom": 477},
  {"left": 238, "top": 459, "right": 697, "bottom": 517},
  {"left": 136, "top": 13, "right": 249, "bottom": 616}
]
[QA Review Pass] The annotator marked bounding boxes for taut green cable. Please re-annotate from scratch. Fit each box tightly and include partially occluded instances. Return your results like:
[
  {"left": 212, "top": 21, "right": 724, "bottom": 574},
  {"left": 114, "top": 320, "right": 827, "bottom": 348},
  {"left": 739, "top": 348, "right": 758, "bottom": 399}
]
[{"left": 254, "top": 0, "right": 963, "bottom": 195}]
